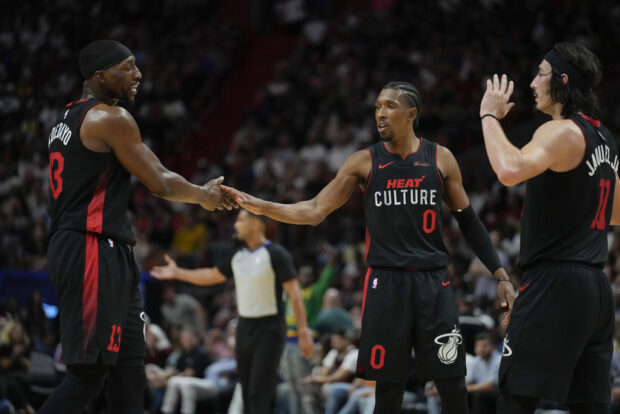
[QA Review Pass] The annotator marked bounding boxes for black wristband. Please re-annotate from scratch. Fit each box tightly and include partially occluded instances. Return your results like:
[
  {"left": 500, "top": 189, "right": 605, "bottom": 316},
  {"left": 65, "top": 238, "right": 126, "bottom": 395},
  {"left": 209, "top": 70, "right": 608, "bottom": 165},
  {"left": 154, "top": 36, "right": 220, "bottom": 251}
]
[
  {"left": 453, "top": 205, "right": 502, "bottom": 273},
  {"left": 480, "top": 113, "right": 499, "bottom": 121}
]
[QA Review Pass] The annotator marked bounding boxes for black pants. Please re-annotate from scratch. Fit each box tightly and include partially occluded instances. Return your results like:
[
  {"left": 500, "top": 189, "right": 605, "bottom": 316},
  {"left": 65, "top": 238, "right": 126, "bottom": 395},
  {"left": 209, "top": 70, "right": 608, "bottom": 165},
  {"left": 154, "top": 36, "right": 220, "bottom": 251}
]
[{"left": 236, "top": 316, "right": 285, "bottom": 414}]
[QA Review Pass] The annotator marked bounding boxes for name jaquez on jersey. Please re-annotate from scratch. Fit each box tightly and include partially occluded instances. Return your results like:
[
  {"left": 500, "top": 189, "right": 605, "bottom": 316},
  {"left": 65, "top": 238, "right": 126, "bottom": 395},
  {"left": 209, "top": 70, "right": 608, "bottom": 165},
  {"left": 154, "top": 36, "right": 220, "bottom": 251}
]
[
  {"left": 373, "top": 176, "right": 438, "bottom": 207},
  {"left": 586, "top": 144, "right": 618, "bottom": 176},
  {"left": 48, "top": 122, "right": 72, "bottom": 147}
]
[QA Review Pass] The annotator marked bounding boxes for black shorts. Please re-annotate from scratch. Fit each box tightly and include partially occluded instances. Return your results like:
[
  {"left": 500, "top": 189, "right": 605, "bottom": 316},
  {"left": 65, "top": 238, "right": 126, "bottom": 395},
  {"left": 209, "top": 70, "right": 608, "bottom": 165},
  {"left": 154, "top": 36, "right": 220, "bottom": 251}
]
[
  {"left": 356, "top": 267, "right": 466, "bottom": 382},
  {"left": 499, "top": 262, "right": 613, "bottom": 404},
  {"left": 48, "top": 230, "right": 146, "bottom": 365}
]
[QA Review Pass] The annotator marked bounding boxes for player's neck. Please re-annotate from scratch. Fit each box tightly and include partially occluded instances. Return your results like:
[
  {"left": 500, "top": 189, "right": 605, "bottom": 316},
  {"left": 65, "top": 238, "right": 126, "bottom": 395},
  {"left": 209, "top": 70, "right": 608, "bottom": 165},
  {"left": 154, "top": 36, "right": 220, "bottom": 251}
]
[
  {"left": 545, "top": 102, "right": 564, "bottom": 120},
  {"left": 245, "top": 234, "right": 267, "bottom": 250},
  {"left": 81, "top": 84, "right": 115, "bottom": 106},
  {"left": 385, "top": 133, "right": 420, "bottom": 156}
]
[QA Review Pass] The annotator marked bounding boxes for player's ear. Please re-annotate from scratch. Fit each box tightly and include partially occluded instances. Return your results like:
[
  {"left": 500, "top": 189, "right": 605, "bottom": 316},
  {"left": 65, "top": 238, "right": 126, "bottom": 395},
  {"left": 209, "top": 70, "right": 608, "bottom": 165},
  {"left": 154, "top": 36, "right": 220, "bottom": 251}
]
[
  {"left": 409, "top": 107, "right": 418, "bottom": 122},
  {"left": 93, "top": 69, "right": 107, "bottom": 85}
]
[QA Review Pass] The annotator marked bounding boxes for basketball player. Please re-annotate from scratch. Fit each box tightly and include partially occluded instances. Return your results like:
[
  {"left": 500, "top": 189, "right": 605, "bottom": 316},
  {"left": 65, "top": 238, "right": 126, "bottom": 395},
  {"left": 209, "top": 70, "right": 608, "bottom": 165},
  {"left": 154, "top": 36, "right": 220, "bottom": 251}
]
[
  {"left": 40, "top": 40, "right": 235, "bottom": 414},
  {"left": 479, "top": 43, "right": 617, "bottom": 413},
  {"left": 222, "top": 82, "right": 515, "bottom": 413},
  {"left": 150, "top": 209, "right": 314, "bottom": 414}
]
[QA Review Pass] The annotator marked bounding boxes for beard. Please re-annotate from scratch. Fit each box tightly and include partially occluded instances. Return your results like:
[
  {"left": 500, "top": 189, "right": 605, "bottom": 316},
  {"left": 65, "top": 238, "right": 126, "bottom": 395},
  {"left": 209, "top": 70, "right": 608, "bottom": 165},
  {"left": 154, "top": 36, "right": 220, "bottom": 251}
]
[
  {"left": 379, "top": 133, "right": 393, "bottom": 142},
  {"left": 117, "top": 93, "right": 136, "bottom": 108}
]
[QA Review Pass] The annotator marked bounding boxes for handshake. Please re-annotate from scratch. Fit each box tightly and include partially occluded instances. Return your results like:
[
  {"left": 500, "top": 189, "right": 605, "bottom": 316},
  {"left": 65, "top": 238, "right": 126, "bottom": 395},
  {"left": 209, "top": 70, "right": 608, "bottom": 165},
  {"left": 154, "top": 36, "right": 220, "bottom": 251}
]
[{"left": 199, "top": 176, "right": 256, "bottom": 212}]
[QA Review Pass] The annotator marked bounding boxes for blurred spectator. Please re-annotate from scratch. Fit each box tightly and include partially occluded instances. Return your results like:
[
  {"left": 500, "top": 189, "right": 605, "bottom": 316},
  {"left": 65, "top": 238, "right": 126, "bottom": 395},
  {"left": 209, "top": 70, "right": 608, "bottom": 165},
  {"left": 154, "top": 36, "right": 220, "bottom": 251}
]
[
  {"left": 279, "top": 248, "right": 339, "bottom": 414},
  {"left": 160, "top": 284, "right": 207, "bottom": 336},
  {"left": 466, "top": 332, "right": 501, "bottom": 414},
  {"left": 0, "top": 344, "right": 34, "bottom": 414},
  {"left": 170, "top": 211, "right": 209, "bottom": 268},
  {"left": 302, "top": 330, "right": 359, "bottom": 414},
  {"left": 315, "top": 289, "right": 353, "bottom": 336},
  {"left": 152, "top": 328, "right": 210, "bottom": 414},
  {"left": 20, "top": 291, "right": 51, "bottom": 353}
]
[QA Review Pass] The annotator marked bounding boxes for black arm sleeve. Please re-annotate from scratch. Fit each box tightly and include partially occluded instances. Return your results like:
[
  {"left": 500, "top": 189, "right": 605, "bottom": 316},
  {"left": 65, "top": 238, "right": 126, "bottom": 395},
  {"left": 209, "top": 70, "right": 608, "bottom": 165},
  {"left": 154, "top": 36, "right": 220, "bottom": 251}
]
[{"left": 453, "top": 205, "right": 502, "bottom": 274}]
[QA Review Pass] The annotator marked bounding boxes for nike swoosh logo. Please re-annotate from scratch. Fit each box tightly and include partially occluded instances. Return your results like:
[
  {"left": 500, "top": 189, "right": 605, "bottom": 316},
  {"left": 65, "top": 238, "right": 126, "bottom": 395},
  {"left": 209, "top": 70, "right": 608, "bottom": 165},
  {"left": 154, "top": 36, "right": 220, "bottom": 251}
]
[
  {"left": 441, "top": 281, "right": 451, "bottom": 286},
  {"left": 378, "top": 162, "right": 394, "bottom": 169},
  {"left": 519, "top": 283, "right": 530, "bottom": 292}
]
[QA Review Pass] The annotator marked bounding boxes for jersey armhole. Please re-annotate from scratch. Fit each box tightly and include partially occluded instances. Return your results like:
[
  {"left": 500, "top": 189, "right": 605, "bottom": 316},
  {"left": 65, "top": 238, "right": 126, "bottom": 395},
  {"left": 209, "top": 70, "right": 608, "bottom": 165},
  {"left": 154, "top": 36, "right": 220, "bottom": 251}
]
[
  {"left": 77, "top": 102, "right": 103, "bottom": 130},
  {"left": 363, "top": 147, "right": 374, "bottom": 198},
  {"left": 434, "top": 143, "right": 445, "bottom": 190}
]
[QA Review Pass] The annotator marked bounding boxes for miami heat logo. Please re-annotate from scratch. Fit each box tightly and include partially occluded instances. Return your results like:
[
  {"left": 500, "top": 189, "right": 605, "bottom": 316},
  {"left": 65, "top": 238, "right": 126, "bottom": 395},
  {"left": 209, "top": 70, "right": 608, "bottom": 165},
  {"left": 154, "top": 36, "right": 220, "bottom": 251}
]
[
  {"left": 434, "top": 326, "right": 462, "bottom": 365},
  {"left": 501, "top": 334, "right": 513, "bottom": 357},
  {"left": 140, "top": 312, "right": 147, "bottom": 342}
]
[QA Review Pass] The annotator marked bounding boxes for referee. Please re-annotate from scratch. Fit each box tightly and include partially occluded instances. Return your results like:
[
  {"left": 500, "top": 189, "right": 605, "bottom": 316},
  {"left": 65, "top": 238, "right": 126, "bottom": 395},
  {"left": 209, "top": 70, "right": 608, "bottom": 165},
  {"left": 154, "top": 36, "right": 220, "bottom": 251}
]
[{"left": 150, "top": 210, "right": 314, "bottom": 413}]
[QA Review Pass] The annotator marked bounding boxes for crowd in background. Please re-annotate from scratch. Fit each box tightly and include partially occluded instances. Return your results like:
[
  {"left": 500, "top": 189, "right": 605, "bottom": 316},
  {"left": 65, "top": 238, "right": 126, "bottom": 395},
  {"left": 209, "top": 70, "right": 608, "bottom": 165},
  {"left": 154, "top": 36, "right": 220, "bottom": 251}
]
[{"left": 2, "top": 0, "right": 620, "bottom": 412}]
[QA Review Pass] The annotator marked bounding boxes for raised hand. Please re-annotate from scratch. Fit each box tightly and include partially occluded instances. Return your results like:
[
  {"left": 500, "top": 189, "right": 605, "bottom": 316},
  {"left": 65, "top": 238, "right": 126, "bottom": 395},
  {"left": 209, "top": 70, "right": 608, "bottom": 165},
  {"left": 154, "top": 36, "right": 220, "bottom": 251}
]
[
  {"left": 480, "top": 73, "right": 515, "bottom": 119},
  {"left": 150, "top": 254, "right": 178, "bottom": 280}
]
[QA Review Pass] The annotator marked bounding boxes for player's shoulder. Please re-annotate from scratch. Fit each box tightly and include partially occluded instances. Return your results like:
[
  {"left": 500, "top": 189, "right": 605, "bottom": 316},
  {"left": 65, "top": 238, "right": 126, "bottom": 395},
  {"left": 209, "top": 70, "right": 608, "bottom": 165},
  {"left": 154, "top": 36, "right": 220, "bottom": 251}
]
[
  {"left": 534, "top": 119, "right": 582, "bottom": 144},
  {"left": 433, "top": 142, "right": 457, "bottom": 165},
  {"left": 84, "top": 103, "right": 136, "bottom": 128},
  {"left": 338, "top": 148, "right": 371, "bottom": 177}
]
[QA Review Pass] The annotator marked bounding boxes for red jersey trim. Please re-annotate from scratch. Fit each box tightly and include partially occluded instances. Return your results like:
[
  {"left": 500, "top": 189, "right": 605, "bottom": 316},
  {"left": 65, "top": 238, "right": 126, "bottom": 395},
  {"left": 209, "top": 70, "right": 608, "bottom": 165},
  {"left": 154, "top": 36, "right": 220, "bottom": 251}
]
[
  {"left": 66, "top": 98, "right": 90, "bottom": 107},
  {"left": 83, "top": 233, "right": 99, "bottom": 358},
  {"left": 382, "top": 138, "right": 423, "bottom": 160},
  {"left": 86, "top": 174, "right": 108, "bottom": 233},
  {"left": 364, "top": 228, "right": 371, "bottom": 264},
  {"left": 361, "top": 267, "right": 372, "bottom": 319},
  {"left": 82, "top": 171, "right": 108, "bottom": 358},
  {"left": 581, "top": 114, "right": 601, "bottom": 129}
]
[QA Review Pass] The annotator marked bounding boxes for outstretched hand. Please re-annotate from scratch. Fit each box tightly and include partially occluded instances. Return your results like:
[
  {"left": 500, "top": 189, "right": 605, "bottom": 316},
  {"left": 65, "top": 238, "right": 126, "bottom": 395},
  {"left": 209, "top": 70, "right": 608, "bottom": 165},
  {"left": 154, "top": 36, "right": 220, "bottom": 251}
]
[
  {"left": 200, "top": 177, "right": 238, "bottom": 211},
  {"left": 220, "top": 185, "right": 265, "bottom": 215},
  {"left": 480, "top": 74, "right": 515, "bottom": 119},
  {"left": 150, "top": 254, "right": 178, "bottom": 280},
  {"left": 494, "top": 269, "right": 515, "bottom": 325}
]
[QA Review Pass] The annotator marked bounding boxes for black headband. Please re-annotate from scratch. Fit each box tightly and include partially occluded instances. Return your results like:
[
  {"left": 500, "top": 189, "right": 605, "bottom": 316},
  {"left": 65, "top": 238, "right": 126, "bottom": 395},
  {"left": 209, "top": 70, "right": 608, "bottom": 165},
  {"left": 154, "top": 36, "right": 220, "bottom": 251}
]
[
  {"left": 544, "top": 49, "right": 591, "bottom": 91},
  {"left": 79, "top": 40, "right": 133, "bottom": 79}
]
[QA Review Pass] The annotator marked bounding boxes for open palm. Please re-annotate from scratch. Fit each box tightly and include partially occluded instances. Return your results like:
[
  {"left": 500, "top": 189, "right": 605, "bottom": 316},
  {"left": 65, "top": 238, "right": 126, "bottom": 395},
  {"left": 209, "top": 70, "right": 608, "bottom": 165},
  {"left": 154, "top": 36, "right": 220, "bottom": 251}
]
[{"left": 150, "top": 254, "right": 178, "bottom": 280}]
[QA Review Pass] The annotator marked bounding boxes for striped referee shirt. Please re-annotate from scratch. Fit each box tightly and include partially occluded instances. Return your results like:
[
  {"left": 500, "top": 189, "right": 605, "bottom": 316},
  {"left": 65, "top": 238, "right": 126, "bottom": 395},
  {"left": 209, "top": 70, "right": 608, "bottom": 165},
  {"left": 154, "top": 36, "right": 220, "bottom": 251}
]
[{"left": 217, "top": 241, "right": 296, "bottom": 318}]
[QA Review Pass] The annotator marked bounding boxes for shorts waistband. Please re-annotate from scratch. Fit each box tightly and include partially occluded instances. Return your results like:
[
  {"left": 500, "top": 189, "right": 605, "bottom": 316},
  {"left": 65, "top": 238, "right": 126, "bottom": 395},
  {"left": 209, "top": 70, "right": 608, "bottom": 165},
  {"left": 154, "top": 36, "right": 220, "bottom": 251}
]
[
  {"left": 521, "top": 260, "right": 603, "bottom": 273},
  {"left": 370, "top": 266, "right": 446, "bottom": 274}
]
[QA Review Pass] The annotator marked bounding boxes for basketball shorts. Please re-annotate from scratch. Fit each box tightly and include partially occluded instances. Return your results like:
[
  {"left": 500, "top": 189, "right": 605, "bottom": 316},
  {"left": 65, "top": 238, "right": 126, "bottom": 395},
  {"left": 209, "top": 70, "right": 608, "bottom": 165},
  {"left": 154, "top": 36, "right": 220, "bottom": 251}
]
[
  {"left": 356, "top": 267, "right": 466, "bottom": 382},
  {"left": 499, "top": 262, "right": 613, "bottom": 404},
  {"left": 48, "top": 230, "right": 146, "bottom": 365}
]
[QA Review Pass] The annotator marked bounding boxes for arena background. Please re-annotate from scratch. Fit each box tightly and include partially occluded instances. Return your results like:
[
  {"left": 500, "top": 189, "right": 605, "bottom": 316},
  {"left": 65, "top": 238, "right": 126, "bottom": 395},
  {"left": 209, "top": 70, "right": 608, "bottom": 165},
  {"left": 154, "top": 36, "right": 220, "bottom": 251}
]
[{"left": 1, "top": 0, "right": 620, "bottom": 412}]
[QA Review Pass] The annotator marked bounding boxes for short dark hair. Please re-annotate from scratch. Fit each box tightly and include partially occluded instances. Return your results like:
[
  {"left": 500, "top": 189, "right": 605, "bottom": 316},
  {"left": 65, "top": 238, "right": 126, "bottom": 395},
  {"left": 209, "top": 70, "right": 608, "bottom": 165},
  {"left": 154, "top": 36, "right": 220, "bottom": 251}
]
[
  {"left": 547, "top": 43, "right": 602, "bottom": 119},
  {"left": 382, "top": 81, "right": 422, "bottom": 128},
  {"left": 474, "top": 331, "right": 495, "bottom": 344}
]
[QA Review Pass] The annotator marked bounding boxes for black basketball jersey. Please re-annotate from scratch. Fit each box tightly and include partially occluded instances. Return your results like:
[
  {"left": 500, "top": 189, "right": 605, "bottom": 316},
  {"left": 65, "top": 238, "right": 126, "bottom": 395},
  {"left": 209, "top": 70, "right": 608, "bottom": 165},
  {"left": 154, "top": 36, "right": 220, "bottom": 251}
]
[
  {"left": 363, "top": 139, "right": 449, "bottom": 269},
  {"left": 47, "top": 98, "right": 135, "bottom": 245},
  {"left": 521, "top": 114, "right": 618, "bottom": 268}
]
